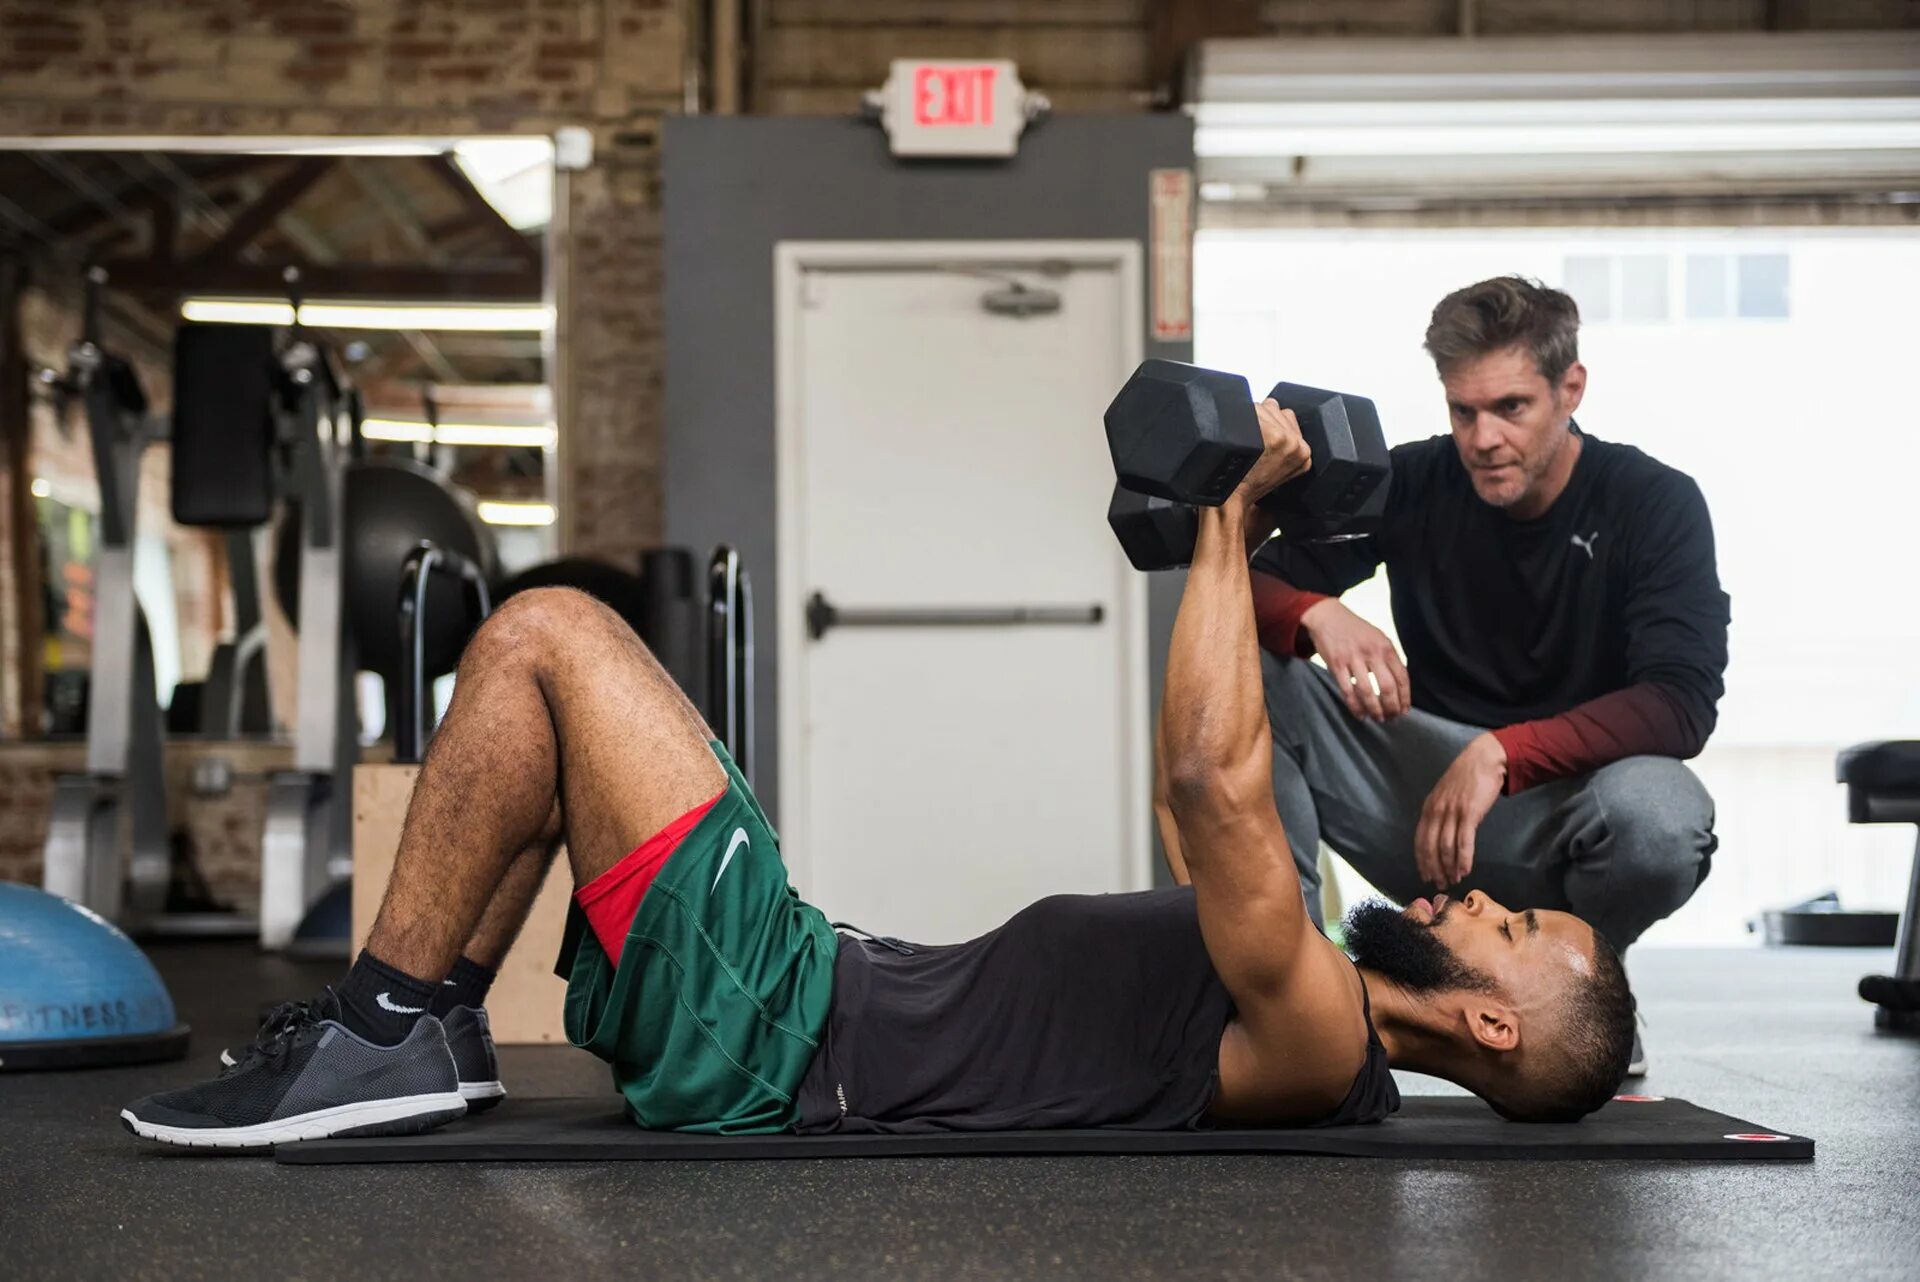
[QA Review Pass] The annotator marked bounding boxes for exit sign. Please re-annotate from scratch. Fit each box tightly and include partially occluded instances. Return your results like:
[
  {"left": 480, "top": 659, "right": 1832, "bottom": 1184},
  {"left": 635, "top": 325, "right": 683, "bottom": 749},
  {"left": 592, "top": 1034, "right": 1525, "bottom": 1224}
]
[{"left": 870, "top": 59, "right": 1037, "bottom": 158}]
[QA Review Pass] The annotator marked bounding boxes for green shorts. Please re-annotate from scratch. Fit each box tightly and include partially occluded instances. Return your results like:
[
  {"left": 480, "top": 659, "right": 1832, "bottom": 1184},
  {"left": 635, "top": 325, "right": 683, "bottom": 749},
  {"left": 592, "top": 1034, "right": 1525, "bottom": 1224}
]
[{"left": 556, "top": 743, "right": 839, "bottom": 1133}]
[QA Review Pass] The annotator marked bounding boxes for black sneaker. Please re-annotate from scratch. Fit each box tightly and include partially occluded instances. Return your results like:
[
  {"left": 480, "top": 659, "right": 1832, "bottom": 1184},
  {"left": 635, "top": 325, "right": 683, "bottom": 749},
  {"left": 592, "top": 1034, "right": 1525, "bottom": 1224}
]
[
  {"left": 214, "top": 1005, "right": 505, "bottom": 1115},
  {"left": 441, "top": 1005, "right": 506, "bottom": 1113},
  {"left": 120, "top": 990, "right": 464, "bottom": 1150}
]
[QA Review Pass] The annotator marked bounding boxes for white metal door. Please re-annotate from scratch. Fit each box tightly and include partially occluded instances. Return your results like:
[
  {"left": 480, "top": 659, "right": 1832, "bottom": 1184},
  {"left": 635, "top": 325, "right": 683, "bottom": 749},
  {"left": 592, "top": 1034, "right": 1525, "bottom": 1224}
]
[{"left": 777, "top": 241, "right": 1147, "bottom": 944}]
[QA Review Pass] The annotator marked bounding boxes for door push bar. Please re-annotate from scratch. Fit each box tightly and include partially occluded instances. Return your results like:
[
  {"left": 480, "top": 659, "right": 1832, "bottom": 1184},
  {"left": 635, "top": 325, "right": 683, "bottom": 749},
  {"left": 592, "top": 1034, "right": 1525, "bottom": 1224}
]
[{"left": 807, "top": 591, "right": 1103, "bottom": 641}]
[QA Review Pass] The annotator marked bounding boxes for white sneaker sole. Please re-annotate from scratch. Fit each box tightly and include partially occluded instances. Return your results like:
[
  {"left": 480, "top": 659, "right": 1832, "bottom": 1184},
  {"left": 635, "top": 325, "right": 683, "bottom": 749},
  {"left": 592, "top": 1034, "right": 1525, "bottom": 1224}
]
[
  {"left": 120, "top": 1091, "right": 466, "bottom": 1149},
  {"left": 459, "top": 1080, "right": 505, "bottom": 1103}
]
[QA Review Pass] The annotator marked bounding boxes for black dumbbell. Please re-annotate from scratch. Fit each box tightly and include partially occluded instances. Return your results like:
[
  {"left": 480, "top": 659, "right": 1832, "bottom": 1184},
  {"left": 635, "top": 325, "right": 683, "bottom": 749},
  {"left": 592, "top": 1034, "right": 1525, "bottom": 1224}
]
[
  {"left": 1107, "top": 487, "right": 1200, "bottom": 575},
  {"left": 1104, "top": 361, "right": 1390, "bottom": 570},
  {"left": 1104, "top": 360, "right": 1262, "bottom": 506}
]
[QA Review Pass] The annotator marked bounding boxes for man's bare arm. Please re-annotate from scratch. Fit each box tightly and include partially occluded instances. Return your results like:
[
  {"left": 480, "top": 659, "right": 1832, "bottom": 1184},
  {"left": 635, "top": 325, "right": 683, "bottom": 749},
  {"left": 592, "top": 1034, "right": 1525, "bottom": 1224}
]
[
  {"left": 1161, "top": 407, "right": 1320, "bottom": 1007},
  {"left": 1152, "top": 714, "right": 1191, "bottom": 885},
  {"left": 1155, "top": 505, "right": 1289, "bottom": 887}
]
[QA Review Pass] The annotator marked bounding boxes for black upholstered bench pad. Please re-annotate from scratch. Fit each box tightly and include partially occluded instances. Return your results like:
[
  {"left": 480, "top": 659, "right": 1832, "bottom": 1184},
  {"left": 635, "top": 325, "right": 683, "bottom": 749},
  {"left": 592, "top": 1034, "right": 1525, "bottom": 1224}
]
[
  {"left": 274, "top": 1095, "right": 1812, "bottom": 1163},
  {"left": 1837, "top": 740, "right": 1920, "bottom": 791}
]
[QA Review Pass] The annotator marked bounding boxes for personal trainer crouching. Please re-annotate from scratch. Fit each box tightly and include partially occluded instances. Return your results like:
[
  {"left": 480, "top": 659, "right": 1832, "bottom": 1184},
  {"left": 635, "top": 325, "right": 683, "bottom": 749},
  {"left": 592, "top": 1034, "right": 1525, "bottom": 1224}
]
[{"left": 1248, "top": 276, "right": 1731, "bottom": 1077}]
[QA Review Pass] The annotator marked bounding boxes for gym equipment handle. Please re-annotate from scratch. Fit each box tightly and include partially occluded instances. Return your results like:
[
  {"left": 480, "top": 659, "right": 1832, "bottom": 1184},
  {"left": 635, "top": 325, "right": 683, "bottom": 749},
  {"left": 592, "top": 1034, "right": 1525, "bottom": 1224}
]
[
  {"left": 396, "top": 541, "right": 493, "bottom": 764},
  {"left": 807, "top": 591, "right": 1103, "bottom": 641},
  {"left": 707, "top": 547, "right": 755, "bottom": 786}
]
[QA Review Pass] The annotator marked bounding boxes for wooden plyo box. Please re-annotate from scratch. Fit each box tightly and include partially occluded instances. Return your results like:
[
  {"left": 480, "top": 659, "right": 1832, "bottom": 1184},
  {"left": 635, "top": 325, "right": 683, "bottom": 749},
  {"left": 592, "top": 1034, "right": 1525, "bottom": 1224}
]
[{"left": 351, "top": 763, "right": 573, "bottom": 1045}]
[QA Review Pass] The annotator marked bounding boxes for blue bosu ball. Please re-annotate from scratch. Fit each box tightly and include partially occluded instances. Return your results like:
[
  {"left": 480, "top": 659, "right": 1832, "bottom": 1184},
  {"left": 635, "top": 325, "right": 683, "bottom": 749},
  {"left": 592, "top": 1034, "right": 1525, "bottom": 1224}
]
[{"left": 0, "top": 882, "right": 190, "bottom": 1070}]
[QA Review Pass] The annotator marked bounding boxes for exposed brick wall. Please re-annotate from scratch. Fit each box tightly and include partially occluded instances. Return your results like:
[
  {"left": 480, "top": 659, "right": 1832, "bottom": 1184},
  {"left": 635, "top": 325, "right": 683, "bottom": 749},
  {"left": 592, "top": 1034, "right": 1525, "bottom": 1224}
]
[
  {"left": 0, "top": 0, "right": 686, "bottom": 564},
  {"left": 0, "top": 756, "right": 60, "bottom": 887},
  {"left": 753, "top": 0, "right": 1919, "bottom": 111},
  {"left": 0, "top": 0, "right": 684, "bottom": 893},
  {"left": 563, "top": 140, "right": 667, "bottom": 560},
  {"left": 755, "top": 1, "right": 1152, "bottom": 114},
  {"left": 0, "top": 742, "right": 286, "bottom": 909},
  {"left": 0, "top": 0, "right": 683, "bottom": 132}
]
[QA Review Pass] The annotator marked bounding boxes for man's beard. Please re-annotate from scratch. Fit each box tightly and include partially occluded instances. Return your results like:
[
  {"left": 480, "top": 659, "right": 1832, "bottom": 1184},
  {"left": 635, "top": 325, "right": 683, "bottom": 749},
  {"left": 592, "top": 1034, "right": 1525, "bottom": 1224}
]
[{"left": 1343, "top": 898, "right": 1499, "bottom": 996}]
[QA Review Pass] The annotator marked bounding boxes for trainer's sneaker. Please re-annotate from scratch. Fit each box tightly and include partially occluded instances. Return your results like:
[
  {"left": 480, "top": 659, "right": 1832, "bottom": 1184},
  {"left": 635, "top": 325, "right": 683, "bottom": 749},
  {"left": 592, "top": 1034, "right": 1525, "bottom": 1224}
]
[
  {"left": 120, "top": 990, "right": 464, "bottom": 1150},
  {"left": 1625, "top": 1008, "right": 1649, "bottom": 1078},
  {"left": 441, "top": 1005, "right": 506, "bottom": 1113}
]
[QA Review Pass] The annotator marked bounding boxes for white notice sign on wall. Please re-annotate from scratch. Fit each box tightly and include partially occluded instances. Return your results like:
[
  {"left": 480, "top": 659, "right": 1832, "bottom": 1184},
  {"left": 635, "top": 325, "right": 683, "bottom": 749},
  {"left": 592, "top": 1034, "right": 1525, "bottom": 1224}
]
[{"left": 1149, "top": 168, "right": 1194, "bottom": 342}]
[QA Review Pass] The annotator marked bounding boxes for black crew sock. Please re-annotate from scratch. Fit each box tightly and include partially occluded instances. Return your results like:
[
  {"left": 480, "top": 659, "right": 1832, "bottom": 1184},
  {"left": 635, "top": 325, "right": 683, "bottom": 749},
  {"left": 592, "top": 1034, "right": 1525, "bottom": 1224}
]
[
  {"left": 430, "top": 955, "right": 498, "bottom": 1016},
  {"left": 336, "top": 950, "right": 439, "bottom": 1046}
]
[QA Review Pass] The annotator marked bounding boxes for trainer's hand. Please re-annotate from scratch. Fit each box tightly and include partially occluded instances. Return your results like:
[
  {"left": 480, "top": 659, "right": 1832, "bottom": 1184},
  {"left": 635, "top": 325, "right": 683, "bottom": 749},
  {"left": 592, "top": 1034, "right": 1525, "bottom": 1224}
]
[
  {"left": 1299, "top": 598, "right": 1410, "bottom": 722},
  {"left": 1415, "top": 733, "right": 1507, "bottom": 889},
  {"left": 1232, "top": 399, "right": 1312, "bottom": 505}
]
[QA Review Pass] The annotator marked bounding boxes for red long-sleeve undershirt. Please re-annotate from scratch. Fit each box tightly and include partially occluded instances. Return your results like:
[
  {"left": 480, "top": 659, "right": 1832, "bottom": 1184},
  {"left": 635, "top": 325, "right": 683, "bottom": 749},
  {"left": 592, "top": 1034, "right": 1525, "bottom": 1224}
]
[{"left": 1248, "top": 571, "right": 1700, "bottom": 794}]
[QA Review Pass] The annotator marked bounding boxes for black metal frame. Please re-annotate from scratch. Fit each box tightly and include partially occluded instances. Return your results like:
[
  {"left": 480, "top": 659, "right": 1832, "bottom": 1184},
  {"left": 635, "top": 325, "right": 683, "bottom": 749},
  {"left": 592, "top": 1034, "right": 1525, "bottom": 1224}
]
[
  {"left": 394, "top": 540, "right": 493, "bottom": 764},
  {"left": 39, "top": 266, "right": 170, "bottom": 926},
  {"left": 707, "top": 546, "right": 754, "bottom": 785},
  {"left": 1836, "top": 740, "right": 1920, "bottom": 1033}
]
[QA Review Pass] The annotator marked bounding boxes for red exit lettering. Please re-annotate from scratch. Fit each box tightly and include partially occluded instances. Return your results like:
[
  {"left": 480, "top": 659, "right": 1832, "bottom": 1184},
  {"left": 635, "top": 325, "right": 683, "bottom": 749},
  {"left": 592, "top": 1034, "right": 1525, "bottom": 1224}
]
[{"left": 913, "top": 65, "right": 997, "bottom": 127}]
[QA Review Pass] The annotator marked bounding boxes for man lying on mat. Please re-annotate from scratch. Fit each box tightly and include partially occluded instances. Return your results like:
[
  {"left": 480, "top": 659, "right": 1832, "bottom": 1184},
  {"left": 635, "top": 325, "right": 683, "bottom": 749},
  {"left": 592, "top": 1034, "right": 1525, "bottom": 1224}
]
[{"left": 121, "top": 410, "right": 1634, "bottom": 1150}]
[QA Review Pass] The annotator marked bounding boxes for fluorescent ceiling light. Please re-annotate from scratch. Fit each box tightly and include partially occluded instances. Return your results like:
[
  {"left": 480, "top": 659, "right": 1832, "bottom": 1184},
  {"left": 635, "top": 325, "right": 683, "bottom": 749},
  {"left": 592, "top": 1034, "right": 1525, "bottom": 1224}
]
[
  {"left": 301, "top": 303, "right": 551, "bottom": 332},
  {"left": 433, "top": 423, "right": 557, "bottom": 448},
  {"left": 180, "top": 299, "right": 552, "bottom": 332},
  {"left": 251, "top": 141, "right": 442, "bottom": 156},
  {"left": 1189, "top": 32, "right": 1920, "bottom": 103},
  {"left": 181, "top": 299, "right": 296, "bottom": 325},
  {"left": 1196, "top": 97, "right": 1920, "bottom": 127},
  {"left": 360, "top": 419, "right": 435, "bottom": 443},
  {"left": 426, "top": 382, "right": 551, "bottom": 412},
  {"left": 362, "top": 418, "right": 556, "bottom": 448},
  {"left": 1190, "top": 35, "right": 1920, "bottom": 161},
  {"left": 477, "top": 501, "right": 557, "bottom": 526},
  {"left": 1194, "top": 115, "right": 1920, "bottom": 157}
]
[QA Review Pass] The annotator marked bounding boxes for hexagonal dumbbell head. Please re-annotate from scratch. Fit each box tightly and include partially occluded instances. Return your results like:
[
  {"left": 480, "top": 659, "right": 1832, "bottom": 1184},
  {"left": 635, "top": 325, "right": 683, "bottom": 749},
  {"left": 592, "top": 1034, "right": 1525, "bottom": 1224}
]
[
  {"left": 1108, "top": 483, "right": 1200, "bottom": 571},
  {"left": 1104, "top": 360, "right": 1262, "bottom": 507},
  {"left": 1260, "top": 383, "right": 1390, "bottom": 539}
]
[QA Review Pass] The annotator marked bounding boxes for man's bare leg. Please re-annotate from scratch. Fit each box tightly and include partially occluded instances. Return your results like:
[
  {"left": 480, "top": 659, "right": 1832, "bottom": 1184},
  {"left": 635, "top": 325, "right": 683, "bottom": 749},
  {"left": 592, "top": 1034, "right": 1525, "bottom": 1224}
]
[
  {"left": 340, "top": 587, "right": 725, "bottom": 1039},
  {"left": 459, "top": 824, "right": 562, "bottom": 971},
  {"left": 118, "top": 588, "right": 725, "bottom": 1146},
  {"left": 426, "top": 807, "right": 563, "bottom": 1015}
]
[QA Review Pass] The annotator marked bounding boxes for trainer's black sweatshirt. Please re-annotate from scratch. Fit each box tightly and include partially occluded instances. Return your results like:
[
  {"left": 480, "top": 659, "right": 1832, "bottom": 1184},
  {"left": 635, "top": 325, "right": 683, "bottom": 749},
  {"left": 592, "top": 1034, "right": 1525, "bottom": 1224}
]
[{"left": 1251, "top": 425, "right": 1731, "bottom": 793}]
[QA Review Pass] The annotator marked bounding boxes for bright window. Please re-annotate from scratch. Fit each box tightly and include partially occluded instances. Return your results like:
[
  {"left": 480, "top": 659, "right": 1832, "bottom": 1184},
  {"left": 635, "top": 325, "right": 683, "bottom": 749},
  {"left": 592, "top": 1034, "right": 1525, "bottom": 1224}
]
[{"left": 1197, "top": 227, "right": 1920, "bottom": 943}]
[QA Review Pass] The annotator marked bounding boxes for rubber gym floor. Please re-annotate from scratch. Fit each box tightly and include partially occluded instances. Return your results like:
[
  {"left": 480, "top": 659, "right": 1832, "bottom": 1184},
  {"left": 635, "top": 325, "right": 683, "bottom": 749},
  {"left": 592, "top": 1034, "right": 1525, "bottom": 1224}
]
[{"left": 3, "top": 942, "right": 1915, "bottom": 1281}]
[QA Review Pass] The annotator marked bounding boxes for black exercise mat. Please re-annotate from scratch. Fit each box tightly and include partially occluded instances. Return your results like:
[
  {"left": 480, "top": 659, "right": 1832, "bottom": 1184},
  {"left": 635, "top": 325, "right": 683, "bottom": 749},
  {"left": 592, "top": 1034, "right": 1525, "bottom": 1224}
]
[{"left": 275, "top": 1094, "right": 1812, "bottom": 1164}]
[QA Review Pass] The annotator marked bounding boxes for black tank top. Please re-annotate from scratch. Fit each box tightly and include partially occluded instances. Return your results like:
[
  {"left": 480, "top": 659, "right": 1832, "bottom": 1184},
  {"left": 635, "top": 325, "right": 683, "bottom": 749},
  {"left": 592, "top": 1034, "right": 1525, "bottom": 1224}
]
[{"left": 792, "top": 886, "right": 1400, "bottom": 1133}]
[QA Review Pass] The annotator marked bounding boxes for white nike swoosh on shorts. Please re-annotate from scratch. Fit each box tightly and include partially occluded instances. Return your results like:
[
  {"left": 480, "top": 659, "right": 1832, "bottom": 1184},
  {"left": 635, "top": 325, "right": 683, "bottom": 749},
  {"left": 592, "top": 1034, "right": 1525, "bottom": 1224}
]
[{"left": 712, "top": 827, "right": 749, "bottom": 893}]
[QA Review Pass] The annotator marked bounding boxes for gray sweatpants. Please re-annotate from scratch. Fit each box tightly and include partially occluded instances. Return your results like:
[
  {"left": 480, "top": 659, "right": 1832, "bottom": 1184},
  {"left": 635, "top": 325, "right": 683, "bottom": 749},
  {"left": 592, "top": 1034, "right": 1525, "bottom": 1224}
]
[{"left": 1263, "top": 654, "right": 1717, "bottom": 951}]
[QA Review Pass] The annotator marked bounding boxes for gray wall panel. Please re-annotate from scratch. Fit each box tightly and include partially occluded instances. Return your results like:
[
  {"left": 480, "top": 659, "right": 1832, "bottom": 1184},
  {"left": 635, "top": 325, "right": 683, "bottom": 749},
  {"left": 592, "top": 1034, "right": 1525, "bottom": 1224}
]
[{"left": 664, "top": 114, "right": 1194, "bottom": 841}]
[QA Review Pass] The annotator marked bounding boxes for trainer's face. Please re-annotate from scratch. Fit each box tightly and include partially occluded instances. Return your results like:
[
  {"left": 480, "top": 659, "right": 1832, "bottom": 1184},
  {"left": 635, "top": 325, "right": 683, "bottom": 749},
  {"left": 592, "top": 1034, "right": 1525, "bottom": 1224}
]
[
  {"left": 1408, "top": 890, "right": 1596, "bottom": 1002},
  {"left": 1442, "top": 346, "right": 1585, "bottom": 511}
]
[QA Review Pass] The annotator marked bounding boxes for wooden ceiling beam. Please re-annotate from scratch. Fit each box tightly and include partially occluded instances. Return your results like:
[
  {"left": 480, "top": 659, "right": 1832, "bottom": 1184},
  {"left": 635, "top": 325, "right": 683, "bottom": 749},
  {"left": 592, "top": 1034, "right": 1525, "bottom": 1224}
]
[{"left": 189, "top": 158, "right": 334, "bottom": 266}]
